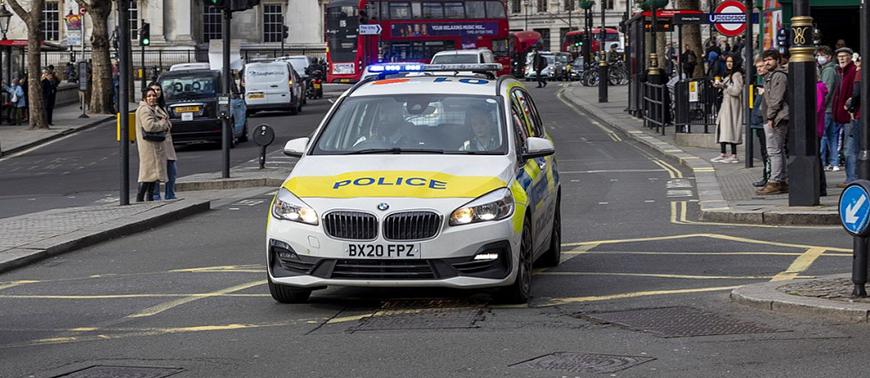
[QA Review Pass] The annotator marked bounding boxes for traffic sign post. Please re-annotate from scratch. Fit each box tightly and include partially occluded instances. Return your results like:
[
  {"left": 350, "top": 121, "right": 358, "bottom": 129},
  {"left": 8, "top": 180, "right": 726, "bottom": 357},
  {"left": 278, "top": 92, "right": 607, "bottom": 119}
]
[{"left": 840, "top": 180, "right": 870, "bottom": 297}]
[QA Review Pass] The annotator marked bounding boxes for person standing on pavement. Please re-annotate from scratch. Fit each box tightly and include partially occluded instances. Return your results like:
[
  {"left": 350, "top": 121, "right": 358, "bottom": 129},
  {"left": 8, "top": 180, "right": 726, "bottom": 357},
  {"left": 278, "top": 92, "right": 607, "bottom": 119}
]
[
  {"left": 757, "top": 49, "right": 790, "bottom": 195},
  {"left": 816, "top": 69, "right": 829, "bottom": 196},
  {"left": 751, "top": 57, "right": 771, "bottom": 188},
  {"left": 681, "top": 44, "right": 697, "bottom": 78},
  {"left": 533, "top": 48, "right": 548, "bottom": 88},
  {"left": 147, "top": 82, "right": 177, "bottom": 201},
  {"left": 41, "top": 69, "right": 57, "bottom": 126},
  {"left": 134, "top": 88, "right": 170, "bottom": 202},
  {"left": 3, "top": 78, "right": 25, "bottom": 125},
  {"left": 833, "top": 47, "right": 858, "bottom": 187},
  {"left": 711, "top": 54, "right": 744, "bottom": 164},
  {"left": 817, "top": 46, "right": 841, "bottom": 172}
]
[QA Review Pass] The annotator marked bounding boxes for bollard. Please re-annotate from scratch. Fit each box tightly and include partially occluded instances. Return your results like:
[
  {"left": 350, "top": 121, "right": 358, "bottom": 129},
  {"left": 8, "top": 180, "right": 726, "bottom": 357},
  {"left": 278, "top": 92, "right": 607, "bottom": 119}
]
[{"left": 253, "top": 124, "right": 275, "bottom": 169}]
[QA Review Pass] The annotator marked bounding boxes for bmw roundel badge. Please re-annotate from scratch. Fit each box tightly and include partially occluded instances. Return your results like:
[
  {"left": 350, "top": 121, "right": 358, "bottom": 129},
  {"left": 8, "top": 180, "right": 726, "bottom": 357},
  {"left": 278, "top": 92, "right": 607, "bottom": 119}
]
[{"left": 377, "top": 203, "right": 390, "bottom": 211}]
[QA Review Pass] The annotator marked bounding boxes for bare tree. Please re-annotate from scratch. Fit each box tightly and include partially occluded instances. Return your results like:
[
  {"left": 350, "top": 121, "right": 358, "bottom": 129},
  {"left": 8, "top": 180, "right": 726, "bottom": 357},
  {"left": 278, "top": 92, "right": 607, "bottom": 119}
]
[
  {"left": 76, "top": 0, "right": 113, "bottom": 114},
  {"left": 677, "top": 0, "right": 704, "bottom": 78},
  {"left": 7, "top": 0, "right": 46, "bottom": 129}
]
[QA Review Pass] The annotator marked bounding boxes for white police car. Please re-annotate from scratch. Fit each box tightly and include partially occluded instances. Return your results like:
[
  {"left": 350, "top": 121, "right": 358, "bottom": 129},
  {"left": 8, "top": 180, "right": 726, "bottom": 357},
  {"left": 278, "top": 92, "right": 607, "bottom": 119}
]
[{"left": 267, "top": 63, "right": 560, "bottom": 304}]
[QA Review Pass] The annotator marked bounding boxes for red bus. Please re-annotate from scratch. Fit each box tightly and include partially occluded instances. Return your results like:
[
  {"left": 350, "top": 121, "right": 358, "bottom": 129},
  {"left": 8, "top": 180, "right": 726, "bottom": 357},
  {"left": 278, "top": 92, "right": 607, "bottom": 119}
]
[
  {"left": 509, "top": 30, "right": 542, "bottom": 77},
  {"left": 326, "top": 0, "right": 511, "bottom": 82},
  {"left": 561, "top": 27, "right": 622, "bottom": 58}
]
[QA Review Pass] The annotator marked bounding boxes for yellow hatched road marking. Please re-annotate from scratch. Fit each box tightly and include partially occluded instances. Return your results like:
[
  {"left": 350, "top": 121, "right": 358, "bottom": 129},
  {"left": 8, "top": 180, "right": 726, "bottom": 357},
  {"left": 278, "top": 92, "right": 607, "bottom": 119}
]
[
  {"left": 770, "top": 247, "right": 828, "bottom": 282},
  {"left": 561, "top": 233, "right": 850, "bottom": 252},
  {"left": 126, "top": 280, "right": 265, "bottom": 318},
  {"left": 0, "top": 280, "right": 39, "bottom": 292}
]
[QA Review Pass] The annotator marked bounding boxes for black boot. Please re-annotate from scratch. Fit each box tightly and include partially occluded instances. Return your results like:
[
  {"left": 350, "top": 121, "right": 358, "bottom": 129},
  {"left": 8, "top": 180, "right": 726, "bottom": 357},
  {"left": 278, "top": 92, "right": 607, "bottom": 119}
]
[
  {"left": 144, "top": 182, "right": 156, "bottom": 202},
  {"left": 136, "top": 183, "right": 147, "bottom": 202},
  {"left": 752, "top": 160, "right": 770, "bottom": 188}
]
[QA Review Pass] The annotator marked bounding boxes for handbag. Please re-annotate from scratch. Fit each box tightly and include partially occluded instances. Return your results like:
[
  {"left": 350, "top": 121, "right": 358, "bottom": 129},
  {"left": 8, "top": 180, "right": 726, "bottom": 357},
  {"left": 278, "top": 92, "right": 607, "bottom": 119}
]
[
  {"left": 142, "top": 129, "right": 166, "bottom": 142},
  {"left": 11, "top": 92, "right": 17, "bottom": 103}
]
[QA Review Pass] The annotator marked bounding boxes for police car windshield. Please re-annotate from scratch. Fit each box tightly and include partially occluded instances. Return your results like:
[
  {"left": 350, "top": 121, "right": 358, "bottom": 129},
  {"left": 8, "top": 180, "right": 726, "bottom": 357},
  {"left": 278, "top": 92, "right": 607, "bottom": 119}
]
[
  {"left": 431, "top": 54, "right": 480, "bottom": 64},
  {"left": 160, "top": 73, "right": 220, "bottom": 101},
  {"left": 312, "top": 94, "right": 506, "bottom": 155}
]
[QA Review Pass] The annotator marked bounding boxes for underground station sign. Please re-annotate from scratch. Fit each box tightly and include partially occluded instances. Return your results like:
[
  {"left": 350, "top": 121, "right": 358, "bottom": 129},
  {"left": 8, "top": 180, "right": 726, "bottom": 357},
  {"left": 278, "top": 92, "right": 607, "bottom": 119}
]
[{"left": 840, "top": 180, "right": 870, "bottom": 237}]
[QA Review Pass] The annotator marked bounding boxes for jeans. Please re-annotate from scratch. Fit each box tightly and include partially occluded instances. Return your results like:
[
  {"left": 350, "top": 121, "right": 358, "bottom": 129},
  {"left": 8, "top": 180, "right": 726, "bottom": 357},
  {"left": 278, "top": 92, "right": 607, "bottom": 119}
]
[
  {"left": 765, "top": 121, "right": 789, "bottom": 183},
  {"left": 820, "top": 113, "right": 841, "bottom": 166},
  {"left": 150, "top": 160, "right": 177, "bottom": 200},
  {"left": 844, "top": 120, "right": 861, "bottom": 183}
]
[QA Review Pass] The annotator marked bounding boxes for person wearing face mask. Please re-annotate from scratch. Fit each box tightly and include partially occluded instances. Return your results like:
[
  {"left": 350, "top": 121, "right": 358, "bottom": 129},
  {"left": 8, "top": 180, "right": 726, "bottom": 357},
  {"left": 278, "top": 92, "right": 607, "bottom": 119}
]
[
  {"left": 832, "top": 47, "right": 858, "bottom": 187},
  {"left": 817, "top": 46, "right": 840, "bottom": 172}
]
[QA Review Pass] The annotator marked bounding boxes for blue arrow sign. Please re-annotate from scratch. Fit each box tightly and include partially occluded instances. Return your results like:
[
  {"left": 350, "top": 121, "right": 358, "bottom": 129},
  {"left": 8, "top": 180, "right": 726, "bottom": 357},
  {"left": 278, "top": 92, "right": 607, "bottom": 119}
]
[
  {"left": 359, "top": 24, "right": 382, "bottom": 35},
  {"left": 840, "top": 182, "right": 870, "bottom": 236}
]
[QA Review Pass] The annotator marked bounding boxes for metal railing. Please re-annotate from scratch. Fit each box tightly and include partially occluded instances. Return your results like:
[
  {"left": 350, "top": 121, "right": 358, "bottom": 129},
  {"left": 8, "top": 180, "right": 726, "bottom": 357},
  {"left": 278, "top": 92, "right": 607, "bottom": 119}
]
[
  {"left": 642, "top": 80, "right": 669, "bottom": 135},
  {"left": 672, "top": 79, "right": 719, "bottom": 134}
]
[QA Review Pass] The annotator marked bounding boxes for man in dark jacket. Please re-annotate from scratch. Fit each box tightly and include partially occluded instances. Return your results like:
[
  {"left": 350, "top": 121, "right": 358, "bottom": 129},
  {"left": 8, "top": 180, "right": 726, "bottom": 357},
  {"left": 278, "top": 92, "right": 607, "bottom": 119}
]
[
  {"left": 680, "top": 44, "right": 697, "bottom": 78},
  {"left": 757, "top": 49, "right": 790, "bottom": 195},
  {"left": 833, "top": 47, "right": 858, "bottom": 186},
  {"left": 751, "top": 57, "right": 770, "bottom": 188},
  {"left": 533, "top": 48, "right": 548, "bottom": 88}
]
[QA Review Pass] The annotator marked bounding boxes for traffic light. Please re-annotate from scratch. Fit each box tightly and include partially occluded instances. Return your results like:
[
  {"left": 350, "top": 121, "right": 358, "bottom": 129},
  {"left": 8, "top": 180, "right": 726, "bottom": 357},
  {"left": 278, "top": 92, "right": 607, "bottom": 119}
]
[
  {"left": 282, "top": 25, "right": 289, "bottom": 40},
  {"left": 229, "top": 0, "right": 261, "bottom": 11},
  {"left": 207, "top": 0, "right": 225, "bottom": 7},
  {"left": 139, "top": 22, "right": 151, "bottom": 46}
]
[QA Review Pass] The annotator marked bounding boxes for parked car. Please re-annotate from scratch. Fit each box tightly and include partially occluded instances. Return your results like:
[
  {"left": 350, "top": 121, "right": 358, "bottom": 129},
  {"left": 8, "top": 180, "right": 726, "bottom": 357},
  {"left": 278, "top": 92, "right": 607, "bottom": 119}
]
[
  {"left": 553, "top": 52, "right": 572, "bottom": 81},
  {"left": 430, "top": 48, "right": 495, "bottom": 65},
  {"left": 158, "top": 68, "right": 248, "bottom": 147},
  {"left": 242, "top": 61, "right": 304, "bottom": 116}
]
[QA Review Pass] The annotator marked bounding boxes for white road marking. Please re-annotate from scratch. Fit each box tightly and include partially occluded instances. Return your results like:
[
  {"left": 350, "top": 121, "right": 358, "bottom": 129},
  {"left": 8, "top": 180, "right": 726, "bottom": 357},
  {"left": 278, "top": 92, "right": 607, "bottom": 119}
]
[{"left": 598, "top": 202, "right": 609, "bottom": 205}]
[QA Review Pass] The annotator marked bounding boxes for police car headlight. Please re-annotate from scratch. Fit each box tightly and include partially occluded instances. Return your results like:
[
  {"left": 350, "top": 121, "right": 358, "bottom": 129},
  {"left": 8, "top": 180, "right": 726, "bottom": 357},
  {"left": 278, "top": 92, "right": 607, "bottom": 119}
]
[
  {"left": 449, "top": 188, "right": 514, "bottom": 226},
  {"left": 272, "top": 188, "right": 319, "bottom": 225}
]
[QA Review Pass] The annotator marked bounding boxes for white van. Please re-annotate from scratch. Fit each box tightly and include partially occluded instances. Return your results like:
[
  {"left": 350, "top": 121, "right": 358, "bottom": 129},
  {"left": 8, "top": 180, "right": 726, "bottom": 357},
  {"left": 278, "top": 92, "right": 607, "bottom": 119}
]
[
  {"left": 243, "top": 61, "right": 304, "bottom": 115},
  {"left": 430, "top": 49, "right": 495, "bottom": 65}
]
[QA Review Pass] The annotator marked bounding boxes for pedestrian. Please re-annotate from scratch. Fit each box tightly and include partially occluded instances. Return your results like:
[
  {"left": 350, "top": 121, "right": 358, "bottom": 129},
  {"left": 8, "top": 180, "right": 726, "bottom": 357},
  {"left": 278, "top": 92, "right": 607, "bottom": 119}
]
[
  {"left": 41, "top": 69, "right": 56, "bottom": 125},
  {"left": 20, "top": 74, "right": 28, "bottom": 123},
  {"left": 533, "top": 48, "right": 548, "bottom": 88},
  {"left": 756, "top": 49, "right": 790, "bottom": 195},
  {"left": 681, "top": 44, "right": 697, "bottom": 78},
  {"left": 147, "top": 82, "right": 178, "bottom": 201},
  {"left": 817, "top": 46, "right": 841, "bottom": 172},
  {"left": 835, "top": 39, "right": 847, "bottom": 50},
  {"left": 751, "top": 56, "right": 771, "bottom": 188},
  {"left": 3, "top": 78, "right": 25, "bottom": 125},
  {"left": 833, "top": 47, "right": 858, "bottom": 187},
  {"left": 816, "top": 69, "right": 829, "bottom": 196},
  {"left": 134, "top": 87, "right": 170, "bottom": 202},
  {"left": 711, "top": 54, "right": 744, "bottom": 164}
]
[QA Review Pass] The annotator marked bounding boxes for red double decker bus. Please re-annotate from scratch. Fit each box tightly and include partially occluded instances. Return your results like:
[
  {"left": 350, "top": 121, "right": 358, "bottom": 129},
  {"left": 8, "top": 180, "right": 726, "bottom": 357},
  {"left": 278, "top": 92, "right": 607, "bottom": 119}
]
[
  {"left": 561, "top": 27, "right": 622, "bottom": 58},
  {"left": 326, "top": 0, "right": 511, "bottom": 82}
]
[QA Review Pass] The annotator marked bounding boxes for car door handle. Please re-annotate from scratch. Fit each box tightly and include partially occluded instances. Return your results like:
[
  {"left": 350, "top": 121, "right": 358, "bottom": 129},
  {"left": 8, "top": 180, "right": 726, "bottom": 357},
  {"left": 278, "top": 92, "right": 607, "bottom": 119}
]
[{"left": 270, "top": 85, "right": 279, "bottom": 88}]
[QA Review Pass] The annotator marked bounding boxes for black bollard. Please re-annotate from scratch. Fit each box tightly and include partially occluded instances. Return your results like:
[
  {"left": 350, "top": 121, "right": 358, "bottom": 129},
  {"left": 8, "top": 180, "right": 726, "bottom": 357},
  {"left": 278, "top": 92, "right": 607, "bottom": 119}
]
[{"left": 253, "top": 124, "right": 276, "bottom": 170}]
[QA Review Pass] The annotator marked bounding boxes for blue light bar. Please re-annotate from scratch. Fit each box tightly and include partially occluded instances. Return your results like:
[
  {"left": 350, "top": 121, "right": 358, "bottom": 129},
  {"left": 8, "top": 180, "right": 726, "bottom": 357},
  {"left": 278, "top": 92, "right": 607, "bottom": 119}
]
[{"left": 366, "top": 63, "right": 424, "bottom": 73}]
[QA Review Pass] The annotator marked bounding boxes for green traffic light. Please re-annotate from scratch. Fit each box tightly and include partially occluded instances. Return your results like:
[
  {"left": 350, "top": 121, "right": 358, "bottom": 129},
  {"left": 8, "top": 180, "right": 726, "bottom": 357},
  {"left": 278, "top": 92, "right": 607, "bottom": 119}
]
[{"left": 142, "top": 38, "right": 150, "bottom": 46}]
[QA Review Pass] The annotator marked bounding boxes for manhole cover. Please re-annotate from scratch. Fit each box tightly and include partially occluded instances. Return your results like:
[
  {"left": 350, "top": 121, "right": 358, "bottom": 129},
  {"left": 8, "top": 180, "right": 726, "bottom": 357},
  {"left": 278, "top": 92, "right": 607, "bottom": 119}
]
[
  {"left": 53, "top": 365, "right": 183, "bottom": 378},
  {"left": 512, "top": 352, "right": 655, "bottom": 374},
  {"left": 582, "top": 306, "right": 781, "bottom": 338},
  {"left": 353, "top": 306, "right": 485, "bottom": 331}
]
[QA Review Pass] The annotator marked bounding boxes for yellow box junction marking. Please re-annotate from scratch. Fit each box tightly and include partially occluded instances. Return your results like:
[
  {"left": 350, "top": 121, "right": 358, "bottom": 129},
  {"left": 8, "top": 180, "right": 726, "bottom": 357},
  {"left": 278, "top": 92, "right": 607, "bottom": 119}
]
[{"left": 770, "top": 248, "right": 828, "bottom": 282}]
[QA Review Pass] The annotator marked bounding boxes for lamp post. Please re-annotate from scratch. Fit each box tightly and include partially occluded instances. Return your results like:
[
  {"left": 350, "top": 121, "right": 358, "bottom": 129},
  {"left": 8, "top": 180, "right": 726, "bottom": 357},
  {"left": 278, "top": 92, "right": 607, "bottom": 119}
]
[
  {"left": 580, "top": 0, "right": 593, "bottom": 69},
  {"left": 786, "top": 0, "right": 818, "bottom": 207},
  {"left": 598, "top": 0, "right": 608, "bottom": 102},
  {"left": 642, "top": 0, "right": 668, "bottom": 83}
]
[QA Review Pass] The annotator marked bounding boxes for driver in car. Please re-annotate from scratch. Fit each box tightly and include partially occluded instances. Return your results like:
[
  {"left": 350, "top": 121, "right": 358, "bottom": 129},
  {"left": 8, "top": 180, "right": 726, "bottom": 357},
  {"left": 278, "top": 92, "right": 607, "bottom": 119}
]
[
  {"left": 353, "top": 109, "right": 411, "bottom": 148},
  {"left": 460, "top": 110, "right": 499, "bottom": 152}
]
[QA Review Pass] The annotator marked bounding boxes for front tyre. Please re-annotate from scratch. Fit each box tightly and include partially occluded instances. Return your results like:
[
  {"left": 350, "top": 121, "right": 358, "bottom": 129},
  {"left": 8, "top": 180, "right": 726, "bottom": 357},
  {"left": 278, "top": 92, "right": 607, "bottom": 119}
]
[
  {"left": 268, "top": 275, "right": 311, "bottom": 303},
  {"left": 498, "top": 219, "right": 533, "bottom": 304}
]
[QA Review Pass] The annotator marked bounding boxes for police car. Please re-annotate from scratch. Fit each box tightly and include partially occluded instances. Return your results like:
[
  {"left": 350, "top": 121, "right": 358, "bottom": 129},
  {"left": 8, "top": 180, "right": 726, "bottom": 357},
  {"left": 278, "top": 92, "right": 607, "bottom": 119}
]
[{"left": 266, "top": 63, "right": 560, "bottom": 304}]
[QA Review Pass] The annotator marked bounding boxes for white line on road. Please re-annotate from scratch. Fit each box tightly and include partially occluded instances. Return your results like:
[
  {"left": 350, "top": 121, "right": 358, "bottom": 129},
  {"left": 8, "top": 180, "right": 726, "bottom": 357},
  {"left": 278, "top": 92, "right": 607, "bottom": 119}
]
[{"left": 560, "top": 169, "right": 667, "bottom": 174}]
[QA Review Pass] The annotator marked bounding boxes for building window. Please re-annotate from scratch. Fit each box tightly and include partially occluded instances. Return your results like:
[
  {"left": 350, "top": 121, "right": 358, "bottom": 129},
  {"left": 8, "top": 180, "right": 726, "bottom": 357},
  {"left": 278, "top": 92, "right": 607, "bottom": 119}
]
[
  {"left": 604, "top": 0, "right": 614, "bottom": 9},
  {"left": 129, "top": 1, "right": 139, "bottom": 40},
  {"left": 534, "top": 28, "right": 550, "bottom": 50},
  {"left": 564, "top": 0, "right": 574, "bottom": 12},
  {"left": 559, "top": 27, "right": 570, "bottom": 46},
  {"left": 511, "top": 0, "right": 521, "bottom": 14},
  {"left": 203, "top": 4, "right": 222, "bottom": 42},
  {"left": 42, "top": 1, "right": 60, "bottom": 41},
  {"left": 536, "top": 0, "right": 547, "bottom": 12},
  {"left": 263, "top": 4, "right": 285, "bottom": 42}
]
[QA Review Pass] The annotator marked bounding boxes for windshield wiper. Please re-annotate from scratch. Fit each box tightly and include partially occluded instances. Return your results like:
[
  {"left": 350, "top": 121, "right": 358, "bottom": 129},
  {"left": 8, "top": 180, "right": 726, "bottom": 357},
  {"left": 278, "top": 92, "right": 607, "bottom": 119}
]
[{"left": 345, "top": 147, "right": 446, "bottom": 155}]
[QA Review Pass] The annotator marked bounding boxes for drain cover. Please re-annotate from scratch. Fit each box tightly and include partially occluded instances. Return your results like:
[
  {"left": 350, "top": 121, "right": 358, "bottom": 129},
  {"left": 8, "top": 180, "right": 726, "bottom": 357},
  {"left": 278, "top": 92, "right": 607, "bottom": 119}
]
[
  {"left": 583, "top": 306, "right": 780, "bottom": 338},
  {"left": 353, "top": 302, "right": 485, "bottom": 332},
  {"left": 54, "top": 365, "right": 183, "bottom": 378},
  {"left": 512, "top": 352, "right": 655, "bottom": 374}
]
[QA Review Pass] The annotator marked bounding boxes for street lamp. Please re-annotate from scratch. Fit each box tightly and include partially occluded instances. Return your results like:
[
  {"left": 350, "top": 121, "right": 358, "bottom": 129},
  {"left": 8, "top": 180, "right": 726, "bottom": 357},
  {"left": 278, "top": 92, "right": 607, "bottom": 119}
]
[
  {"left": 640, "top": 0, "right": 669, "bottom": 79},
  {"left": 0, "top": 4, "right": 12, "bottom": 40},
  {"left": 598, "top": 0, "right": 608, "bottom": 102}
]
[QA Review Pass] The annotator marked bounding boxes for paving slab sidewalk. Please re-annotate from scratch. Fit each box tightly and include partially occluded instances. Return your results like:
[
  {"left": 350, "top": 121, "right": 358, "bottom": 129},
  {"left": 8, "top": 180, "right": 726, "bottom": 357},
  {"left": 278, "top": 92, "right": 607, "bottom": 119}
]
[{"left": 560, "top": 83, "right": 840, "bottom": 225}]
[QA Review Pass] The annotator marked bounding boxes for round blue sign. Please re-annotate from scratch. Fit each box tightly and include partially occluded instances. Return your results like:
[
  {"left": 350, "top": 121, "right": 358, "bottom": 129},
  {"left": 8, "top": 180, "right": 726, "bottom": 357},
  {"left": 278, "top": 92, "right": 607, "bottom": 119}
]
[{"left": 839, "top": 181, "right": 870, "bottom": 236}]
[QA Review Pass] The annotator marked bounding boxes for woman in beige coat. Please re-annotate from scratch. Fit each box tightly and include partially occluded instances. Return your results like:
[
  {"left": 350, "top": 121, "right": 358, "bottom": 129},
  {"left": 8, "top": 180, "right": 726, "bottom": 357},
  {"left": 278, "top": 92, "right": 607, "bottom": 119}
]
[
  {"left": 147, "top": 82, "right": 178, "bottom": 200},
  {"left": 711, "top": 54, "right": 745, "bottom": 164},
  {"left": 135, "top": 88, "right": 170, "bottom": 202}
]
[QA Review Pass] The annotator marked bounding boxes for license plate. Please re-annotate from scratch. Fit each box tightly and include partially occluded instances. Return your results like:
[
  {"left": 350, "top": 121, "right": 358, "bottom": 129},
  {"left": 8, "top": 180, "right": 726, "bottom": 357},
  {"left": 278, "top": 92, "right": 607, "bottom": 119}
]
[
  {"left": 175, "top": 105, "right": 200, "bottom": 113},
  {"left": 347, "top": 243, "right": 421, "bottom": 258},
  {"left": 313, "top": 83, "right": 321, "bottom": 89},
  {"left": 181, "top": 112, "right": 193, "bottom": 121},
  {"left": 248, "top": 93, "right": 264, "bottom": 99}
]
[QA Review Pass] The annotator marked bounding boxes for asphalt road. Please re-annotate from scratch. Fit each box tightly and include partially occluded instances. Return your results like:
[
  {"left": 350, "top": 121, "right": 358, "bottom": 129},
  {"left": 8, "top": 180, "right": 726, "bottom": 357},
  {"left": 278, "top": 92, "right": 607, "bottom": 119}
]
[
  {"left": 0, "top": 97, "right": 335, "bottom": 219},
  {"left": 0, "top": 83, "right": 865, "bottom": 377}
]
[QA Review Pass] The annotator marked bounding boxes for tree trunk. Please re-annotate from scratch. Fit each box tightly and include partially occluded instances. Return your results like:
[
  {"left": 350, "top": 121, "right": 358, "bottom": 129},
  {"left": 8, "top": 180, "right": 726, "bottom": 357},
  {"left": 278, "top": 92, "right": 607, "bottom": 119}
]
[
  {"left": 677, "top": 0, "right": 704, "bottom": 78},
  {"left": 86, "top": 0, "right": 114, "bottom": 114},
  {"left": 8, "top": 0, "right": 46, "bottom": 129}
]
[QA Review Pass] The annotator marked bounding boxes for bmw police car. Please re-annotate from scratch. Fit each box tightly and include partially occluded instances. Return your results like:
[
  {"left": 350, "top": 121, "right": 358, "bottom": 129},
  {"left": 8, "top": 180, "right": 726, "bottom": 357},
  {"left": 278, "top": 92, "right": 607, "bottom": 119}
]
[{"left": 266, "top": 63, "right": 560, "bottom": 304}]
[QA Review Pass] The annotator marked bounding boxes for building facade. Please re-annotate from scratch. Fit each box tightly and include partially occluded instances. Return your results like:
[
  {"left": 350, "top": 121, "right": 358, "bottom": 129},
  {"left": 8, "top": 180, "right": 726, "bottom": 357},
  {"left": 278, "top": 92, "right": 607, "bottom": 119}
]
[
  {"left": 2, "top": 0, "right": 328, "bottom": 53},
  {"left": 507, "top": 0, "right": 629, "bottom": 52}
]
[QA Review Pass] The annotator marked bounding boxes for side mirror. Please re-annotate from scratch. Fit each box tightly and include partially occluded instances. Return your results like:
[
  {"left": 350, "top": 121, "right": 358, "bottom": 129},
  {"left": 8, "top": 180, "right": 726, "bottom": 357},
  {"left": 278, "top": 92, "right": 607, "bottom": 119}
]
[
  {"left": 522, "top": 137, "right": 555, "bottom": 160},
  {"left": 283, "top": 137, "right": 310, "bottom": 157}
]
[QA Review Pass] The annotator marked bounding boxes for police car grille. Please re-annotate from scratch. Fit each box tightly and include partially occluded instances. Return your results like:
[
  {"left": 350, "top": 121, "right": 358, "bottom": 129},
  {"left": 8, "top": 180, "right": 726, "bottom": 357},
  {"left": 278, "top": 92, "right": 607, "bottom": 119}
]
[
  {"left": 331, "top": 259, "right": 436, "bottom": 279},
  {"left": 324, "top": 211, "right": 378, "bottom": 240},
  {"left": 383, "top": 211, "right": 442, "bottom": 241}
]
